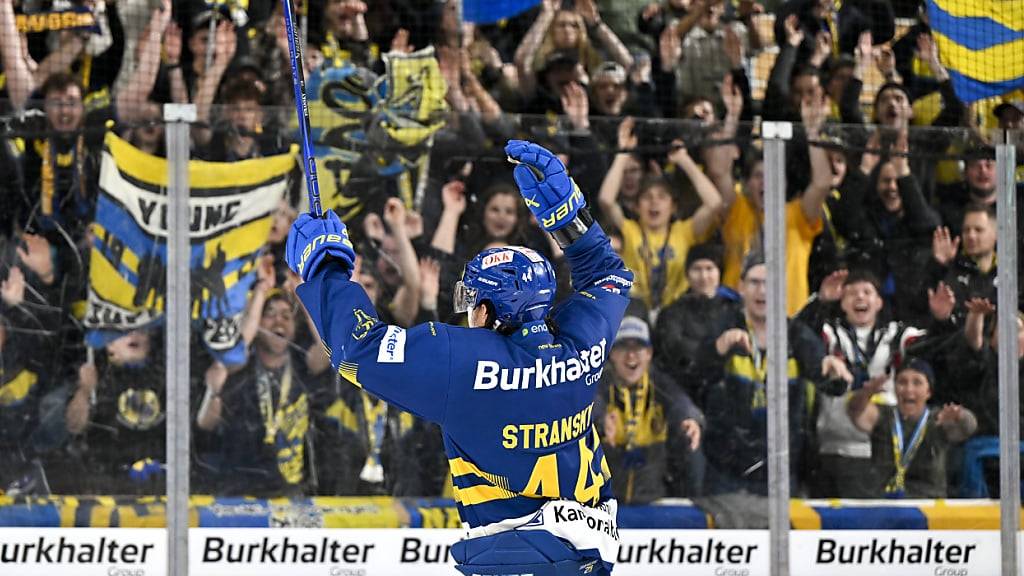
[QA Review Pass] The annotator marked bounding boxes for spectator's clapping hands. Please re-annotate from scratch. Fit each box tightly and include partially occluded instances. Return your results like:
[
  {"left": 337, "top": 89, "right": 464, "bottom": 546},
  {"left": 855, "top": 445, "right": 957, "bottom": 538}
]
[
  {"left": 419, "top": 257, "right": 440, "bottom": 311},
  {"left": 862, "top": 374, "right": 888, "bottom": 395},
  {"left": 164, "top": 21, "right": 182, "bottom": 66},
  {"left": 681, "top": 418, "right": 701, "bottom": 451},
  {"left": 17, "top": 234, "right": 54, "bottom": 285},
  {"left": 382, "top": 198, "right": 410, "bottom": 237},
  {"left": 1, "top": 266, "right": 25, "bottom": 307},
  {"left": 561, "top": 82, "right": 589, "bottom": 130},
  {"left": 860, "top": 130, "right": 882, "bottom": 175},
  {"left": 617, "top": 116, "right": 638, "bottom": 151},
  {"left": 723, "top": 27, "right": 744, "bottom": 69},
  {"left": 79, "top": 362, "right": 99, "bottom": 395},
  {"left": 212, "top": 21, "right": 238, "bottom": 73},
  {"left": 964, "top": 297, "right": 995, "bottom": 317},
  {"left": 715, "top": 328, "right": 752, "bottom": 356},
  {"left": 821, "top": 355, "right": 854, "bottom": 384},
  {"left": 667, "top": 138, "right": 690, "bottom": 165},
  {"left": 720, "top": 73, "right": 743, "bottom": 120},
  {"left": 964, "top": 297, "right": 995, "bottom": 351},
  {"left": 932, "top": 226, "right": 960, "bottom": 265},
  {"left": 205, "top": 360, "right": 228, "bottom": 398},
  {"left": 818, "top": 268, "right": 849, "bottom": 302},
  {"left": 891, "top": 129, "right": 911, "bottom": 176},
  {"left": 875, "top": 46, "right": 898, "bottom": 82},
  {"left": 936, "top": 403, "right": 964, "bottom": 426},
  {"left": 442, "top": 180, "right": 467, "bottom": 215},
  {"left": 255, "top": 254, "right": 276, "bottom": 293},
  {"left": 390, "top": 28, "right": 414, "bottom": 54},
  {"left": 851, "top": 30, "right": 872, "bottom": 76},
  {"left": 783, "top": 14, "right": 804, "bottom": 48},
  {"left": 810, "top": 31, "right": 832, "bottom": 68},
  {"left": 604, "top": 410, "right": 621, "bottom": 447},
  {"left": 658, "top": 26, "right": 682, "bottom": 72},
  {"left": 927, "top": 281, "right": 956, "bottom": 321},
  {"left": 574, "top": 0, "right": 601, "bottom": 27}
]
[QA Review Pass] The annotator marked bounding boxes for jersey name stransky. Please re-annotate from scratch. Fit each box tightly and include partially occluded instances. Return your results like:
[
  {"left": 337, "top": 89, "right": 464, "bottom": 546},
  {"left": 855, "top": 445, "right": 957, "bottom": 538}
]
[{"left": 473, "top": 338, "right": 608, "bottom": 391}]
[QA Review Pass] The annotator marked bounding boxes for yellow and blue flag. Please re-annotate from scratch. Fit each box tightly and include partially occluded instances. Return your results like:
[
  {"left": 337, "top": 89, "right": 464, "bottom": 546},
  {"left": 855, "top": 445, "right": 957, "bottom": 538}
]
[
  {"left": 927, "top": 0, "right": 1024, "bottom": 102},
  {"left": 83, "top": 133, "right": 296, "bottom": 364}
]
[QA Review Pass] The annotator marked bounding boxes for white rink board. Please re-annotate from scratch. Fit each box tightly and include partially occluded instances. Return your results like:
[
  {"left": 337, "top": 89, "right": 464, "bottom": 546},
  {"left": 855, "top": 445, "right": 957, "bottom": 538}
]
[
  {"left": 188, "top": 528, "right": 769, "bottom": 576},
  {"left": 790, "top": 531, "right": 1001, "bottom": 576},
  {"left": 3, "top": 528, "right": 1024, "bottom": 575},
  {"left": 0, "top": 528, "right": 166, "bottom": 576}
]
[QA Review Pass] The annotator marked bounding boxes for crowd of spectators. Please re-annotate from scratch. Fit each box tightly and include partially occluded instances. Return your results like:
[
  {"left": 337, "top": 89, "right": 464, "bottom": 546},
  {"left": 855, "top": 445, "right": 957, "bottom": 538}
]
[{"left": 0, "top": 0, "right": 1021, "bottom": 515}]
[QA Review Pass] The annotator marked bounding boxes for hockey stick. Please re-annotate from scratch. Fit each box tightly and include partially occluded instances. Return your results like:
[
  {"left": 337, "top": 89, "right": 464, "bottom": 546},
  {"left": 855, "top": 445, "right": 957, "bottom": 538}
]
[{"left": 281, "top": 0, "right": 323, "bottom": 218}]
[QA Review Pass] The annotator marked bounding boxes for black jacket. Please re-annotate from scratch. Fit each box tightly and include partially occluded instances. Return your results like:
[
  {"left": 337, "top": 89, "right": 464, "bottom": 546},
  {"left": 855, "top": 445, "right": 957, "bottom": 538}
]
[{"left": 653, "top": 290, "right": 743, "bottom": 402}]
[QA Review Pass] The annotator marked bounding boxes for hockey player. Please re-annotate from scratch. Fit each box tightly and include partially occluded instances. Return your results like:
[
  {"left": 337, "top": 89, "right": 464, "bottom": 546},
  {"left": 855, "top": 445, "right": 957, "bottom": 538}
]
[{"left": 286, "top": 141, "right": 633, "bottom": 576}]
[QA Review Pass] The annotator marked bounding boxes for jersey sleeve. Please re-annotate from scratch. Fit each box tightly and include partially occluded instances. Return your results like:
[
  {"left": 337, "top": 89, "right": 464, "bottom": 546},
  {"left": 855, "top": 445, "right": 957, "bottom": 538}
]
[
  {"left": 295, "top": 261, "right": 451, "bottom": 424},
  {"left": 553, "top": 223, "right": 634, "bottom": 348}
]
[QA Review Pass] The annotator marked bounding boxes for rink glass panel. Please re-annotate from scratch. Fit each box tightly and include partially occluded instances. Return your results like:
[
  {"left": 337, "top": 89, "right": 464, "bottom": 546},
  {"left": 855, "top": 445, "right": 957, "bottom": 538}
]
[{"left": 0, "top": 102, "right": 170, "bottom": 521}]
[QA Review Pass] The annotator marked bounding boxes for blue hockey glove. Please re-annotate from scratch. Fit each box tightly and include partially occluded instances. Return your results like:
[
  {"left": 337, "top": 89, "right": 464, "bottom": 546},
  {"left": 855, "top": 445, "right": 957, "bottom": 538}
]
[
  {"left": 129, "top": 458, "right": 164, "bottom": 483},
  {"left": 504, "top": 139, "right": 586, "bottom": 232},
  {"left": 285, "top": 210, "right": 356, "bottom": 282}
]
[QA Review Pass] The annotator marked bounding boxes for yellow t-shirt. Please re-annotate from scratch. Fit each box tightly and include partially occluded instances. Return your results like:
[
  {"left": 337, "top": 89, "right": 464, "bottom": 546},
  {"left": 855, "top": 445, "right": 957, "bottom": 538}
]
[
  {"left": 620, "top": 218, "right": 702, "bottom": 310},
  {"left": 721, "top": 194, "right": 823, "bottom": 316}
]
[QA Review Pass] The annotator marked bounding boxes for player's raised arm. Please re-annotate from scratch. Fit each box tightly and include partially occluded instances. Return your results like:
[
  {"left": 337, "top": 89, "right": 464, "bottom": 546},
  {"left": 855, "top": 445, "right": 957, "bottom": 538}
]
[
  {"left": 504, "top": 140, "right": 634, "bottom": 338},
  {"left": 287, "top": 211, "right": 451, "bottom": 424}
]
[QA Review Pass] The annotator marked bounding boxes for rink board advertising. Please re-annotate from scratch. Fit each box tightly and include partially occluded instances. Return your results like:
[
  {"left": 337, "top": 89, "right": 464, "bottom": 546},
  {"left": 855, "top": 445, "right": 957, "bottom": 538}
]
[{"left": 0, "top": 528, "right": 1014, "bottom": 575}]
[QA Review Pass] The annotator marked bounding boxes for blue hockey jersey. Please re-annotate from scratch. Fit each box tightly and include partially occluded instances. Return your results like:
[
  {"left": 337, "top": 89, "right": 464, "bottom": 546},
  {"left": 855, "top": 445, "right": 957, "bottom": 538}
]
[{"left": 296, "top": 224, "right": 632, "bottom": 560}]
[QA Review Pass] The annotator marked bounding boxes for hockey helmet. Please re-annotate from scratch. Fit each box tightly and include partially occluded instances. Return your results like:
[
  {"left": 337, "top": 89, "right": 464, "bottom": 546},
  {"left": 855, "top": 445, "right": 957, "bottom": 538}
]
[{"left": 454, "top": 246, "right": 556, "bottom": 328}]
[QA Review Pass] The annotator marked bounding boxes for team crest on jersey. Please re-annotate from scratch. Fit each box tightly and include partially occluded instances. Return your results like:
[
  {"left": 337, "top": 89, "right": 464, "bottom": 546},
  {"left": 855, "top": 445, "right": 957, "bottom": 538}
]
[{"left": 351, "top": 309, "right": 377, "bottom": 340}]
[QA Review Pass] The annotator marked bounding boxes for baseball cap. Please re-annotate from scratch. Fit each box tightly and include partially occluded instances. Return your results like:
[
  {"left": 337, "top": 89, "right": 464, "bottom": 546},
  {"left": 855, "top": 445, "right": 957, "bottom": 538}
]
[
  {"left": 896, "top": 356, "right": 936, "bottom": 389},
  {"left": 614, "top": 316, "right": 651, "bottom": 347},
  {"left": 592, "top": 61, "right": 627, "bottom": 85},
  {"left": 994, "top": 100, "right": 1024, "bottom": 119}
]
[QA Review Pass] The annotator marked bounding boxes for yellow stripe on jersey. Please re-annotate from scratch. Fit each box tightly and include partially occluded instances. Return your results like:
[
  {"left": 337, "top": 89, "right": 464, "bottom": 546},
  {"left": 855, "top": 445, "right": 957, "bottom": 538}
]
[
  {"left": 448, "top": 457, "right": 511, "bottom": 491},
  {"left": 452, "top": 483, "right": 518, "bottom": 506},
  {"left": 339, "top": 362, "right": 362, "bottom": 388}
]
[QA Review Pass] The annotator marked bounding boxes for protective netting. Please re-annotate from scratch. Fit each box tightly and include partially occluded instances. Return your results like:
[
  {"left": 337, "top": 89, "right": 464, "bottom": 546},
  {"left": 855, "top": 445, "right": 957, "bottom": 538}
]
[{"left": 0, "top": 0, "right": 1021, "bottom": 531}]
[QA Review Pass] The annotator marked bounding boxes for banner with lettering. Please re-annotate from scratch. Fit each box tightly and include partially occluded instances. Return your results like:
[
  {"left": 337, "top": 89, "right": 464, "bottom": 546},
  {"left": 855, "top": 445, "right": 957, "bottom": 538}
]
[
  {"left": 14, "top": 6, "right": 99, "bottom": 34},
  {"left": 84, "top": 133, "right": 295, "bottom": 364},
  {"left": 305, "top": 46, "right": 447, "bottom": 220}
]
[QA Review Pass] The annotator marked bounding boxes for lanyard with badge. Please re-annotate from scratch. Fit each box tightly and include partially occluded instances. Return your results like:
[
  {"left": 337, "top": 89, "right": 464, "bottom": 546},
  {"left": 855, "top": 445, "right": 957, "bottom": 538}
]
[
  {"left": 885, "top": 407, "right": 930, "bottom": 497},
  {"left": 258, "top": 362, "right": 293, "bottom": 446},
  {"left": 640, "top": 228, "right": 671, "bottom": 309},
  {"left": 746, "top": 320, "right": 769, "bottom": 409},
  {"left": 360, "top": 392, "right": 388, "bottom": 484},
  {"left": 617, "top": 372, "right": 650, "bottom": 451}
]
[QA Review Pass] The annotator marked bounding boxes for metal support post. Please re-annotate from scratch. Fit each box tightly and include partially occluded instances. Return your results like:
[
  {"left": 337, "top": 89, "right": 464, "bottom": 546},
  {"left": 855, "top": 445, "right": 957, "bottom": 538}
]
[
  {"left": 996, "top": 141, "right": 1019, "bottom": 576},
  {"left": 763, "top": 122, "right": 791, "bottom": 576},
  {"left": 164, "top": 103, "right": 196, "bottom": 576}
]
